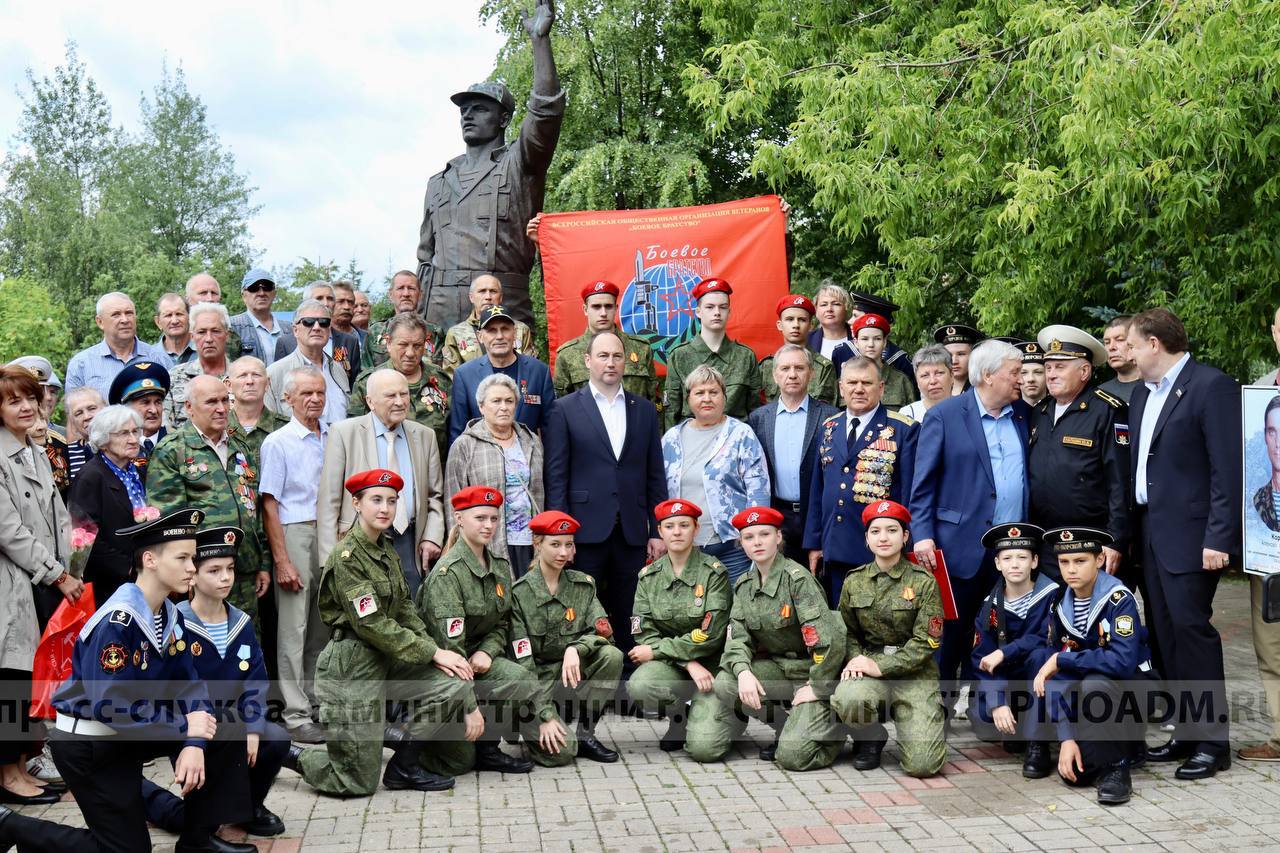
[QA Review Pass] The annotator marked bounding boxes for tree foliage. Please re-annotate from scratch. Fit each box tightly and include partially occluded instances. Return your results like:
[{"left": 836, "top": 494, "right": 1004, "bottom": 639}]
[
  {"left": 683, "top": 0, "right": 1280, "bottom": 378},
  {"left": 0, "top": 276, "right": 73, "bottom": 369}
]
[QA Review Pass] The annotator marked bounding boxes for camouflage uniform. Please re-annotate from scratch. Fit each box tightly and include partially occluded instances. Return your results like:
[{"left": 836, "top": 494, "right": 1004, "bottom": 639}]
[
  {"left": 360, "top": 319, "right": 445, "bottom": 372},
  {"left": 347, "top": 362, "right": 451, "bottom": 465},
  {"left": 228, "top": 408, "right": 288, "bottom": 464},
  {"left": 627, "top": 549, "right": 730, "bottom": 738},
  {"left": 879, "top": 364, "right": 918, "bottom": 412},
  {"left": 442, "top": 313, "right": 536, "bottom": 377},
  {"left": 297, "top": 525, "right": 471, "bottom": 795},
  {"left": 759, "top": 352, "right": 837, "bottom": 405},
  {"left": 831, "top": 556, "right": 946, "bottom": 777},
  {"left": 509, "top": 567, "right": 624, "bottom": 766},
  {"left": 554, "top": 329, "right": 658, "bottom": 403},
  {"left": 687, "top": 554, "right": 846, "bottom": 771},
  {"left": 416, "top": 538, "right": 543, "bottom": 769},
  {"left": 663, "top": 335, "right": 762, "bottom": 429},
  {"left": 146, "top": 423, "right": 268, "bottom": 619},
  {"left": 164, "top": 361, "right": 229, "bottom": 429}
]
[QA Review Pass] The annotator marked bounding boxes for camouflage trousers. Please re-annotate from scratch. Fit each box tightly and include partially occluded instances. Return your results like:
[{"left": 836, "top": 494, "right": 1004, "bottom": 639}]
[
  {"left": 831, "top": 668, "right": 946, "bottom": 778},
  {"left": 524, "top": 644, "right": 625, "bottom": 768}
]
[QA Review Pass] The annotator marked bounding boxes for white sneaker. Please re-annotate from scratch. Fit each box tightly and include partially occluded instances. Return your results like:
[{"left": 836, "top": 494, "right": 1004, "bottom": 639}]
[
  {"left": 28, "top": 748, "right": 62, "bottom": 783},
  {"left": 954, "top": 684, "right": 971, "bottom": 721}
]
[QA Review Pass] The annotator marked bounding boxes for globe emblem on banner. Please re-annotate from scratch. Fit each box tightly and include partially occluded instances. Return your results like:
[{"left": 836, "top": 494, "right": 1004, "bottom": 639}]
[{"left": 619, "top": 254, "right": 700, "bottom": 361}]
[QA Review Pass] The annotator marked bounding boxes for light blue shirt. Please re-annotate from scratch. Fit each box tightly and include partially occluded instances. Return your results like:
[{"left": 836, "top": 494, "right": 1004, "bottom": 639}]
[
  {"left": 250, "top": 315, "right": 282, "bottom": 367},
  {"left": 1134, "top": 352, "right": 1191, "bottom": 505},
  {"left": 774, "top": 396, "right": 809, "bottom": 502},
  {"left": 65, "top": 338, "right": 167, "bottom": 399},
  {"left": 978, "top": 397, "right": 1026, "bottom": 525},
  {"left": 258, "top": 417, "right": 327, "bottom": 523},
  {"left": 372, "top": 414, "right": 415, "bottom": 522}
]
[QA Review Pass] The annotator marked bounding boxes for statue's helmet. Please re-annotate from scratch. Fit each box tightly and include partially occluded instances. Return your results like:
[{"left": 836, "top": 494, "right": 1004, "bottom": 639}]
[{"left": 450, "top": 82, "right": 515, "bottom": 115}]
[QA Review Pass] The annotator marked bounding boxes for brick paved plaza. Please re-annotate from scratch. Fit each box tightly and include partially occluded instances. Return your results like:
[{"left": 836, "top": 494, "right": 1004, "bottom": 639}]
[{"left": 17, "top": 575, "right": 1278, "bottom": 852}]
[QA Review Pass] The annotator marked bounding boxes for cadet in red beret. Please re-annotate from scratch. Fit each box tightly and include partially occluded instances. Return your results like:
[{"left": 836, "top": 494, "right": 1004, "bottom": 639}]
[
  {"left": 663, "top": 277, "right": 762, "bottom": 428},
  {"left": 509, "top": 509, "right": 623, "bottom": 765},
  {"left": 686, "top": 503, "right": 845, "bottom": 771},
  {"left": 345, "top": 468, "right": 404, "bottom": 495},
  {"left": 759, "top": 296, "right": 838, "bottom": 405},
  {"left": 775, "top": 294, "right": 815, "bottom": 317},
  {"left": 851, "top": 315, "right": 917, "bottom": 411},
  {"left": 830, "top": 497, "right": 946, "bottom": 778},
  {"left": 553, "top": 279, "right": 657, "bottom": 403},
  {"left": 450, "top": 484, "right": 503, "bottom": 510},
  {"left": 628, "top": 497, "right": 731, "bottom": 754}
]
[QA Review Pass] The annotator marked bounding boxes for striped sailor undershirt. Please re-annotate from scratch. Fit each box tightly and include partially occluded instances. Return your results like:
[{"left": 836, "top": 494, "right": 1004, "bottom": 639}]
[
  {"left": 1005, "top": 589, "right": 1035, "bottom": 620},
  {"left": 204, "top": 619, "right": 230, "bottom": 657},
  {"left": 152, "top": 610, "right": 164, "bottom": 640},
  {"left": 1072, "top": 595, "right": 1092, "bottom": 633}
]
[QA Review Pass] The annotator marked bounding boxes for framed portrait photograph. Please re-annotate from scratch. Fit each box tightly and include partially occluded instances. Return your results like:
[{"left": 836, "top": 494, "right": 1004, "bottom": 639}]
[{"left": 1244, "top": 385, "right": 1280, "bottom": 576}]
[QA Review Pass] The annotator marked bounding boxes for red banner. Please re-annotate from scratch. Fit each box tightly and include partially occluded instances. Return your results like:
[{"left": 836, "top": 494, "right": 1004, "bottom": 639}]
[{"left": 539, "top": 196, "right": 789, "bottom": 372}]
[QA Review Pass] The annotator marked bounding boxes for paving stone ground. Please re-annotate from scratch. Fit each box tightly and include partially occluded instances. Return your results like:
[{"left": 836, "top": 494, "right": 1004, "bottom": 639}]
[{"left": 17, "top": 575, "right": 1280, "bottom": 852}]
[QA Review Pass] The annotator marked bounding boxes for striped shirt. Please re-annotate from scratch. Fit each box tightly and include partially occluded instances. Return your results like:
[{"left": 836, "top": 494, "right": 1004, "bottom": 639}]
[
  {"left": 67, "top": 440, "right": 94, "bottom": 482},
  {"left": 1006, "top": 590, "right": 1035, "bottom": 620},
  {"left": 204, "top": 619, "right": 230, "bottom": 657},
  {"left": 1072, "top": 595, "right": 1092, "bottom": 633},
  {"left": 152, "top": 610, "right": 165, "bottom": 641}
]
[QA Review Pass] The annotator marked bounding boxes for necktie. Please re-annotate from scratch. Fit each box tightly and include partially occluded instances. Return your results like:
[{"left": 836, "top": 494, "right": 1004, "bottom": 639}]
[
  {"left": 143, "top": 438, "right": 154, "bottom": 455},
  {"left": 846, "top": 417, "right": 860, "bottom": 454},
  {"left": 384, "top": 432, "right": 409, "bottom": 535}
]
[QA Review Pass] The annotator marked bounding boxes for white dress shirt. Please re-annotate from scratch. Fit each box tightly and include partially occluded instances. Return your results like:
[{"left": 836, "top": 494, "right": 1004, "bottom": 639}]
[
  {"left": 1134, "top": 352, "right": 1191, "bottom": 505},
  {"left": 845, "top": 408, "right": 875, "bottom": 443},
  {"left": 590, "top": 381, "right": 627, "bottom": 458}
]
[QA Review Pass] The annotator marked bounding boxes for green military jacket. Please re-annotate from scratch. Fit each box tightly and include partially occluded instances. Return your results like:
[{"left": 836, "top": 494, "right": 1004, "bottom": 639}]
[
  {"left": 880, "top": 365, "right": 918, "bottom": 412},
  {"left": 347, "top": 361, "right": 451, "bottom": 463},
  {"left": 442, "top": 314, "right": 536, "bottom": 377},
  {"left": 509, "top": 566, "right": 614, "bottom": 721},
  {"left": 632, "top": 548, "right": 730, "bottom": 665},
  {"left": 147, "top": 422, "right": 268, "bottom": 579},
  {"left": 759, "top": 351, "right": 837, "bottom": 405},
  {"left": 317, "top": 524, "right": 439, "bottom": 664},
  {"left": 360, "top": 318, "right": 445, "bottom": 372},
  {"left": 228, "top": 408, "right": 288, "bottom": 463},
  {"left": 721, "top": 554, "right": 844, "bottom": 698},
  {"left": 417, "top": 538, "right": 514, "bottom": 664},
  {"left": 663, "top": 335, "right": 762, "bottom": 429},
  {"left": 838, "top": 556, "right": 942, "bottom": 678},
  {"left": 554, "top": 328, "right": 658, "bottom": 403}
]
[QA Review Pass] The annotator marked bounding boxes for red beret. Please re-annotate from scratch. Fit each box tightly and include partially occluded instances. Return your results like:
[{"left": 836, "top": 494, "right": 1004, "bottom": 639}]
[
  {"left": 731, "top": 505, "right": 784, "bottom": 531},
  {"left": 581, "top": 280, "right": 619, "bottom": 301},
  {"left": 691, "top": 277, "right": 732, "bottom": 302},
  {"left": 861, "top": 500, "right": 911, "bottom": 528},
  {"left": 530, "top": 510, "right": 580, "bottom": 535},
  {"left": 776, "top": 295, "right": 816, "bottom": 317},
  {"left": 344, "top": 468, "right": 404, "bottom": 495},
  {"left": 451, "top": 485, "right": 504, "bottom": 511},
  {"left": 852, "top": 313, "right": 890, "bottom": 337},
  {"left": 654, "top": 499, "right": 702, "bottom": 522}
]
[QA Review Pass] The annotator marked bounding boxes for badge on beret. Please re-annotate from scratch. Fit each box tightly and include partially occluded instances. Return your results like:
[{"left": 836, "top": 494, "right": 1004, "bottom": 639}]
[
  {"left": 780, "top": 603, "right": 791, "bottom": 619},
  {"left": 690, "top": 629, "right": 708, "bottom": 644},
  {"left": 378, "top": 472, "right": 392, "bottom": 484},
  {"left": 100, "top": 643, "right": 127, "bottom": 673},
  {"left": 513, "top": 638, "right": 532, "bottom": 659},
  {"left": 446, "top": 617, "right": 465, "bottom": 638},
  {"left": 630, "top": 615, "right": 642, "bottom": 635},
  {"left": 801, "top": 624, "right": 820, "bottom": 648},
  {"left": 495, "top": 583, "right": 504, "bottom": 598},
  {"left": 747, "top": 511, "right": 760, "bottom": 524},
  {"left": 595, "top": 617, "right": 613, "bottom": 638},
  {"left": 353, "top": 593, "right": 378, "bottom": 619},
  {"left": 1115, "top": 615, "right": 1134, "bottom": 637},
  {"left": 927, "top": 616, "right": 943, "bottom": 638}
]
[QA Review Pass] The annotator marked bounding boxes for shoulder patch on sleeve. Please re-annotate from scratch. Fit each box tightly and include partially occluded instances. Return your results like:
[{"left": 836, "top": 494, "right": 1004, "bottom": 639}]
[
  {"left": 351, "top": 591, "right": 378, "bottom": 618},
  {"left": 445, "top": 617, "right": 465, "bottom": 638},
  {"left": 109, "top": 610, "right": 132, "bottom": 627},
  {"left": 1110, "top": 588, "right": 1127, "bottom": 603},
  {"left": 1093, "top": 388, "right": 1123, "bottom": 408},
  {"left": 887, "top": 409, "right": 915, "bottom": 425},
  {"left": 513, "top": 637, "right": 532, "bottom": 659}
]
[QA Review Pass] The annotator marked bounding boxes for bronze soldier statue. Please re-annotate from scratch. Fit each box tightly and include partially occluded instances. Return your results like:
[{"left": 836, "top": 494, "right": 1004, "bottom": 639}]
[{"left": 416, "top": 0, "right": 564, "bottom": 330}]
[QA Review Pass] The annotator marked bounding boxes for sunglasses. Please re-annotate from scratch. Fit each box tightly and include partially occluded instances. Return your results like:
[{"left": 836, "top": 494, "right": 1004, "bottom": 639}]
[
  {"left": 297, "top": 317, "right": 332, "bottom": 328},
  {"left": 245, "top": 282, "right": 275, "bottom": 293}
]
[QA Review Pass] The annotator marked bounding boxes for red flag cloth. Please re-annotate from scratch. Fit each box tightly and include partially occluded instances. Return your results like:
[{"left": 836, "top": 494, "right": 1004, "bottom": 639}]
[
  {"left": 906, "top": 551, "right": 959, "bottom": 621},
  {"left": 30, "top": 583, "right": 96, "bottom": 719},
  {"left": 538, "top": 195, "right": 790, "bottom": 373}
]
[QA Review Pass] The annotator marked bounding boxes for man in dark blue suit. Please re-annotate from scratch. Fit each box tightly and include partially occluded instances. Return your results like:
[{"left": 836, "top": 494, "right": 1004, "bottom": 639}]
[
  {"left": 544, "top": 331, "right": 667, "bottom": 664},
  {"left": 1127, "top": 308, "right": 1241, "bottom": 779},
  {"left": 749, "top": 344, "right": 839, "bottom": 567},
  {"left": 448, "top": 306, "right": 555, "bottom": 443},
  {"left": 803, "top": 356, "right": 919, "bottom": 605},
  {"left": 909, "top": 339, "right": 1030, "bottom": 714}
]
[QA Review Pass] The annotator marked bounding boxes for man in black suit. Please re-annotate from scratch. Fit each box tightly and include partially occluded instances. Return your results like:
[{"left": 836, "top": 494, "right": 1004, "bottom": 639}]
[
  {"left": 748, "top": 344, "right": 838, "bottom": 566},
  {"left": 544, "top": 330, "right": 667, "bottom": 665},
  {"left": 1128, "top": 307, "right": 1241, "bottom": 780}
]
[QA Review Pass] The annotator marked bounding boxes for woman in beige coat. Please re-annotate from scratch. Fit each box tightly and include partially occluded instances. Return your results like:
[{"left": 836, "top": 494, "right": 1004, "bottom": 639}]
[{"left": 0, "top": 365, "right": 78, "bottom": 805}]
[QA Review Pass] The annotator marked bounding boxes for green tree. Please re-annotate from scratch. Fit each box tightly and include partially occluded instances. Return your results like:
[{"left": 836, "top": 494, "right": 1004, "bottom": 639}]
[
  {"left": 685, "top": 0, "right": 1280, "bottom": 378},
  {"left": 0, "top": 276, "right": 74, "bottom": 369}
]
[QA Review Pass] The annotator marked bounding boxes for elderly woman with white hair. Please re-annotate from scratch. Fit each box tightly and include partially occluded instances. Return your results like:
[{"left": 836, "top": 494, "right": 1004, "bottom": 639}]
[
  {"left": 662, "top": 365, "right": 771, "bottom": 582},
  {"left": 444, "top": 373, "right": 544, "bottom": 575},
  {"left": 67, "top": 404, "right": 150, "bottom": 606}
]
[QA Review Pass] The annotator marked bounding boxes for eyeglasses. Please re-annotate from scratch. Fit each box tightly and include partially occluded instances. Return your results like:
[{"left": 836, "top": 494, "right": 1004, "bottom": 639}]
[
  {"left": 109, "top": 428, "right": 143, "bottom": 439},
  {"left": 245, "top": 282, "right": 275, "bottom": 293},
  {"left": 297, "top": 317, "right": 332, "bottom": 328}
]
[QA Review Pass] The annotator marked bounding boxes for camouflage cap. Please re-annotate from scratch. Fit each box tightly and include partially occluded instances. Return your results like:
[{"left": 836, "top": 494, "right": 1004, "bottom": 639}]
[{"left": 451, "top": 81, "right": 515, "bottom": 114}]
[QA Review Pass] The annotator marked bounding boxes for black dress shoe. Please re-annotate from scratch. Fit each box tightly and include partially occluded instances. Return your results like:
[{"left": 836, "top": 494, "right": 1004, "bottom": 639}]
[
  {"left": 1147, "top": 738, "right": 1194, "bottom": 762},
  {"left": 475, "top": 742, "right": 533, "bottom": 774},
  {"left": 1022, "top": 742, "right": 1052, "bottom": 779},
  {"left": 1175, "top": 751, "right": 1230, "bottom": 780},
  {"left": 659, "top": 717, "right": 688, "bottom": 752},
  {"left": 282, "top": 744, "right": 304, "bottom": 774},
  {"left": 382, "top": 761, "right": 455, "bottom": 791},
  {"left": 237, "top": 805, "right": 286, "bottom": 837},
  {"left": 287, "top": 722, "right": 325, "bottom": 744},
  {"left": 0, "top": 786, "right": 60, "bottom": 806},
  {"left": 34, "top": 780, "right": 67, "bottom": 795},
  {"left": 174, "top": 834, "right": 257, "bottom": 853},
  {"left": 851, "top": 740, "right": 885, "bottom": 771},
  {"left": 577, "top": 728, "right": 619, "bottom": 763},
  {"left": 1096, "top": 765, "right": 1132, "bottom": 805}
]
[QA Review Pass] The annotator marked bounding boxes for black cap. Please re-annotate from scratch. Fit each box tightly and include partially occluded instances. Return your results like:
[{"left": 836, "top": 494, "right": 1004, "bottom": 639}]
[
  {"left": 118, "top": 508, "right": 204, "bottom": 552},
  {"left": 849, "top": 290, "right": 900, "bottom": 317},
  {"left": 195, "top": 526, "right": 242, "bottom": 562},
  {"left": 477, "top": 305, "right": 516, "bottom": 328},
  {"left": 981, "top": 523, "right": 1045, "bottom": 552},
  {"left": 933, "top": 324, "right": 984, "bottom": 346},
  {"left": 1045, "top": 526, "right": 1114, "bottom": 554},
  {"left": 1016, "top": 341, "right": 1045, "bottom": 364},
  {"left": 108, "top": 358, "right": 172, "bottom": 405}
]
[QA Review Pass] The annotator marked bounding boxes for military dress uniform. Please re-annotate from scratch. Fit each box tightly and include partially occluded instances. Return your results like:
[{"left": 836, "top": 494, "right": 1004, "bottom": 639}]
[
  {"left": 147, "top": 423, "right": 269, "bottom": 621},
  {"left": 555, "top": 329, "right": 658, "bottom": 402},
  {"left": 297, "top": 471, "right": 468, "bottom": 796},
  {"left": 831, "top": 502, "right": 947, "bottom": 777},
  {"left": 347, "top": 361, "right": 452, "bottom": 464},
  {"left": 442, "top": 313, "right": 536, "bottom": 377},
  {"left": 759, "top": 351, "right": 837, "bottom": 405},
  {"left": 360, "top": 318, "right": 446, "bottom": 372},
  {"left": 509, "top": 558, "right": 624, "bottom": 766},
  {"left": 663, "top": 334, "right": 762, "bottom": 430}
]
